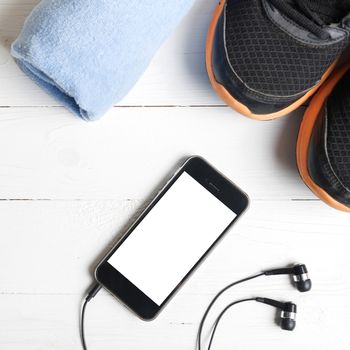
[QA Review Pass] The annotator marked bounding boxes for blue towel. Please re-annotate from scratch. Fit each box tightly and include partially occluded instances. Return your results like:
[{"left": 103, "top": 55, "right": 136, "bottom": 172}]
[{"left": 11, "top": 0, "right": 193, "bottom": 121}]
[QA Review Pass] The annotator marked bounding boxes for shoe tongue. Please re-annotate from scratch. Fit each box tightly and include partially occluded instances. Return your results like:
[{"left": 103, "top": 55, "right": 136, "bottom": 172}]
[{"left": 303, "top": 0, "right": 350, "bottom": 24}]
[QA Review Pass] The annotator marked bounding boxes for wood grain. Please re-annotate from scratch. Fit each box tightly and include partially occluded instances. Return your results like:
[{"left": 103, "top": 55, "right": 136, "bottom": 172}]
[
  {"left": 0, "top": 200, "right": 349, "bottom": 349},
  {"left": 0, "top": 0, "right": 349, "bottom": 349},
  {"left": 0, "top": 106, "right": 308, "bottom": 200}
]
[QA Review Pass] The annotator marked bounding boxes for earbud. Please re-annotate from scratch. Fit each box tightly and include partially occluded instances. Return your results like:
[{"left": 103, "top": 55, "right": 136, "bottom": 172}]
[
  {"left": 198, "top": 264, "right": 311, "bottom": 350},
  {"left": 292, "top": 264, "right": 312, "bottom": 292},
  {"left": 264, "top": 263, "right": 312, "bottom": 292},
  {"left": 280, "top": 302, "right": 297, "bottom": 331},
  {"left": 256, "top": 298, "right": 297, "bottom": 331}
]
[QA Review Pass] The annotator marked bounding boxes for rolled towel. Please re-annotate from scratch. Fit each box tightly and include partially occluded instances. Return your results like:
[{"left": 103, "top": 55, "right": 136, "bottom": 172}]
[{"left": 11, "top": 0, "right": 194, "bottom": 121}]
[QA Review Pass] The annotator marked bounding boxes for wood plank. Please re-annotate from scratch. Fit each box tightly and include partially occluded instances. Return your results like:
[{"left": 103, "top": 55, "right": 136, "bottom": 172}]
[
  {"left": 0, "top": 0, "right": 223, "bottom": 107},
  {"left": 0, "top": 106, "right": 311, "bottom": 200},
  {"left": 0, "top": 199, "right": 349, "bottom": 349},
  {"left": 0, "top": 199, "right": 349, "bottom": 294},
  {"left": 1, "top": 291, "right": 349, "bottom": 350}
]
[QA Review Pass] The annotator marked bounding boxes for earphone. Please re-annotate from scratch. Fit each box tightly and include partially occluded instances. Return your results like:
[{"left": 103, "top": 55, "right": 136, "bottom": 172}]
[
  {"left": 264, "top": 263, "right": 312, "bottom": 292},
  {"left": 81, "top": 263, "right": 312, "bottom": 350},
  {"left": 197, "top": 263, "right": 312, "bottom": 350}
]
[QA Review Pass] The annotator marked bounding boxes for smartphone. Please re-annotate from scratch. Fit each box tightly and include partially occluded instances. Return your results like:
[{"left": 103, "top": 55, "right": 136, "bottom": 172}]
[{"left": 95, "top": 156, "right": 249, "bottom": 320}]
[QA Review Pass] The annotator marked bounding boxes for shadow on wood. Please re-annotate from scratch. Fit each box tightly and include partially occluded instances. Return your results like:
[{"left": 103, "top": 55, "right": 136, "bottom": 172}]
[{"left": 274, "top": 110, "right": 303, "bottom": 173}]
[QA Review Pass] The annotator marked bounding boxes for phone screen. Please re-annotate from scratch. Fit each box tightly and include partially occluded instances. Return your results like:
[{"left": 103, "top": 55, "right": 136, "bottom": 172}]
[{"left": 107, "top": 171, "right": 237, "bottom": 306}]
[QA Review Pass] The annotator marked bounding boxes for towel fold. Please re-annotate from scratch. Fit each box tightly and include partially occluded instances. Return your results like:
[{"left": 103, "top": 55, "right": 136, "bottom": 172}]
[{"left": 11, "top": 0, "right": 193, "bottom": 121}]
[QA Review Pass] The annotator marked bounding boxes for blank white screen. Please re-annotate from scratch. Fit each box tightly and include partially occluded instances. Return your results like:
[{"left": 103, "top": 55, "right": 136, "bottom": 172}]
[{"left": 108, "top": 172, "right": 236, "bottom": 305}]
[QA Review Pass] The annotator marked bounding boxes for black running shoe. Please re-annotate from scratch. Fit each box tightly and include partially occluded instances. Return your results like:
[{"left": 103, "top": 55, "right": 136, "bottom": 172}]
[
  {"left": 206, "top": 0, "right": 350, "bottom": 120},
  {"left": 297, "top": 63, "right": 350, "bottom": 212}
]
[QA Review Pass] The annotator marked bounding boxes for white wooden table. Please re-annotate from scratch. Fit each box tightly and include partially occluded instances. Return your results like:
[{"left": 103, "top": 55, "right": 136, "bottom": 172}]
[{"left": 0, "top": 1, "right": 350, "bottom": 349}]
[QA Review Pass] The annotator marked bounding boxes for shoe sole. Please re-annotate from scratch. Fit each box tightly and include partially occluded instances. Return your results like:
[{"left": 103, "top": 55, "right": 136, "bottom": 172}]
[
  {"left": 206, "top": 0, "right": 338, "bottom": 121},
  {"left": 296, "top": 63, "right": 350, "bottom": 212}
]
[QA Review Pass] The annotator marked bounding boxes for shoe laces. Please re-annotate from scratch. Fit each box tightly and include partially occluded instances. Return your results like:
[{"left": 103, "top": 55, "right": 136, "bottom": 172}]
[{"left": 268, "top": 0, "right": 350, "bottom": 39}]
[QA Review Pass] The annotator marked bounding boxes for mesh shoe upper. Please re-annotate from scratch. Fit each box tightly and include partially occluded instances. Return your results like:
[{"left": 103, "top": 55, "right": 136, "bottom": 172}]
[
  {"left": 326, "top": 71, "right": 350, "bottom": 190},
  {"left": 224, "top": 0, "right": 350, "bottom": 101}
]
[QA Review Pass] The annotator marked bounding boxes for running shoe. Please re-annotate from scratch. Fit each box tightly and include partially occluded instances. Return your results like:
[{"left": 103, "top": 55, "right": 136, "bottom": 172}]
[
  {"left": 206, "top": 0, "right": 350, "bottom": 120},
  {"left": 297, "top": 63, "right": 350, "bottom": 212}
]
